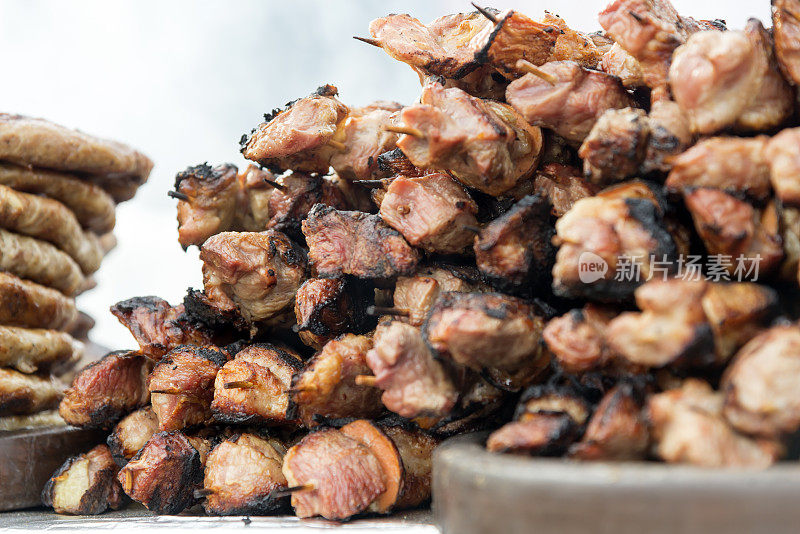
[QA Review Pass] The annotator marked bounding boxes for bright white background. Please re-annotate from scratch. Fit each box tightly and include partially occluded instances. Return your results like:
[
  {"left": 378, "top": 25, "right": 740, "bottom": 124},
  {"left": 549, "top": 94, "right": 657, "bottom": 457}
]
[{"left": 0, "top": 0, "right": 769, "bottom": 350}]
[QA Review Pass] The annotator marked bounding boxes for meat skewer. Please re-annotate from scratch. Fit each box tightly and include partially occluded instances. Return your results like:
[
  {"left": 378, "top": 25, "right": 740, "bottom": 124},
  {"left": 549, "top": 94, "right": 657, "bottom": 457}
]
[
  {"left": 42, "top": 444, "right": 124, "bottom": 515},
  {"left": 107, "top": 406, "right": 160, "bottom": 464}
]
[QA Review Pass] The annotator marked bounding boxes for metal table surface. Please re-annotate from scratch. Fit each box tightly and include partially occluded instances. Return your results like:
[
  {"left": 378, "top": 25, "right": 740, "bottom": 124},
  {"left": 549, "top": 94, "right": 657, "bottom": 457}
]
[{"left": 0, "top": 505, "right": 438, "bottom": 532}]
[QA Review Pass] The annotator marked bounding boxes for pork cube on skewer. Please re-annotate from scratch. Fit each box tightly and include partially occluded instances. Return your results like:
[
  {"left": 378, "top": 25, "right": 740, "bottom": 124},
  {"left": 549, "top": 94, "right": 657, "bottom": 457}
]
[
  {"left": 600, "top": 43, "right": 644, "bottom": 88},
  {"left": 173, "top": 163, "right": 239, "bottom": 249},
  {"left": 107, "top": 406, "right": 160, "bottom": 464},
  {"left": 393, "top": 265, "right": 486, "bottom": 327},
  {"left": 773, "top": 0, "right": 800, "bottom": 85},
  {"left": 329, "top": 106, "right": 401, "bottom": 181},
  {"left": 531, "top": 163, "right": 596, "bottom": 217},
  {"left": 579, "top": 108, "right": 649, "bottom": 185},
  {"left": 294, "top": 277, "right": 372, "bottom": 349},
  {"left": 42, "top": 444, "right": 124, "bottom": 515},
  {"left": 765, "top": 127, "right": 800, "bottom": 207},
  {"left": 543, "top": 304, "right": 618, "bottom": 374}
]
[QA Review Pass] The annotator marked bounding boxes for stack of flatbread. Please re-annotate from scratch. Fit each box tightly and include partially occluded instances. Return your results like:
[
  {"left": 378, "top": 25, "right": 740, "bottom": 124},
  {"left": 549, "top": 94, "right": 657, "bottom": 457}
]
[{"left": 0, "top": 113, "right": 152, "bottom": 425}]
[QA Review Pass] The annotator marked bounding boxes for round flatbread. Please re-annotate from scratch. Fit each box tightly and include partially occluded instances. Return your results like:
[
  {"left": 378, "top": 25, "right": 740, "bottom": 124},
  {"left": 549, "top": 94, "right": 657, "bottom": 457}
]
[
  {"left": 0, "top": 113, "right": 153, "bottom": 191},
  {"left": 0, "top": 272, "right": 78, "bottom": 330},
  {"left": 0, "top": 368, "right": 64, "bottom": 416},
  {"left": 0, "top": 184, "right": 103, "bottom": 274},
  {"left": 0, "top": 162, "right": 116, "bottom": 233},
  {"left": 0, "top": 228, "right": 85, "bottom": 296}
]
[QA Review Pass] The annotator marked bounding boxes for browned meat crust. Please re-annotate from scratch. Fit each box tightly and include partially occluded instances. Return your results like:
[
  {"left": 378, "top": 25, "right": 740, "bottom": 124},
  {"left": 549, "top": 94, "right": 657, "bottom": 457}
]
[
  {"left": 0, "top": 271, "right": 77, "bottom": 330},
  {"left": 532, "top": 163, "right": 596, "bottom": 217},
  {"left": 0, "top": 163, "right": 115, "bottom": 234},
  {"left": 487, "top": 413, "right": 580, "bottom": 455},
  {"left": 579, "top": 108, "right": 649, "bottom": 185},
  {"left": 175, "top": 163, "right": 240, "bottom": 249},
  {"left": 107, "top": 406, "right": 160, "bottom": 464},
  {"left": 773, "top": 0, "right": 800, "bottom": 85},
  {"left": 294, "top": 278, "right": 371, "bottom": 349},
  {"left": 302, "top": 204, "right": 419, "bottom": 280},
  {"left": 0, "top": 228, "right": 85, "bottom": 296},
  {"left": 381, "top": 424, "right": 439, "bottom": 510},
  {"left": 59, "top": 351, "right": 150, "bottom": 429},
  {"left": 0, "top": 325, "right": 83, "bottom": 374},
  {"left": 543, "top": 305, "right": 618, "bottom": 374},
  {"left": 766, "top": 127, "right": 800, "bottom": 207},
  {"left": 0, "top": 368, "right": 64, "bottom": 416},
  {"left": 42, "top": 444, "right": 124, "bottom": 515},
  {"left": 393, "top": 265, "right": 486, "bottom": 327}
]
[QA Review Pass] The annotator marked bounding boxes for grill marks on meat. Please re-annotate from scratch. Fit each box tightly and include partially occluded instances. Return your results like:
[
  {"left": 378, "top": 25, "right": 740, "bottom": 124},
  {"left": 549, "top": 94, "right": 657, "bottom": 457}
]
[
  {"left": 111, "top": 296, "right": 216, "bottom": 360},
  {"left": 174, "top": 163, "right": 240, "bottom": 249},
  {"left": 532, "top": 163, "right": 596, "bottom": 217},
  {"left": 266, "top": 172, "right": 350, "bottom": 240},
  {"left": 669, "top": 20, "right": 793, "bottom": 135},
  {"left": 506, "top": 60, "right": 631, "bottom": 144},
  {"left": 200, "top": 230, "right": 307, "bottom": 324},
  {"left": 211, "top": 344, "right": 303, "bottom": 425},
  {"left": 381, "top": 424, "right": 438, "bottom": 510},
  {"left": 107, "top": 406, "right": 160, "bottom": 464},
  {"left": 59, "top": 351, "right": 150, "bottom": 429},
  {"left": 118, "top": 431, "right": 210, "bottom": 514},
  {"left": 329, "top": 107, "right": 400, "bottom": 181},
  {"left": 473, "top": 10, "right": 560, "bottom": 77},
  {"left": 766, "top": 127, "right": 800, "bottom": 207},
  {"left": 203, "top": 433, "right": 289, "bottom": 515},
  {"left": 579, "top": 108, "right": 649, "bottom": 185},
  {"left": 241, "top": 85, "right": 349, "bottom": 174},
  {"left": 393, "top": 265, "right": 486, "bottom": 327},
  {"left": 367, "top": 321, "right": 458, "bottom": 419},
  {"left": 474, "top": 195, "right": 555, "bottom": 296},
  {"left": 773, "top": 0, "right": 800, "bottom": 85},
  {"left": 396, "top": 82, "right": 543, "bottom": 196},
  {"left": 0, "top": 368, "right": 63, "bottom": 416},
  {"left": 148, "top": 346, "right": 227, "bottom": 431},
  {"left": 543, "top": 305, "right": 617, "bottom": 374},
  {"left": 42, "top": 444, "right": 124, "bottom": 515},
  {"left": 380, "top": 173, "right": 478, "bottom": 254},
  {"left": 288, "top": 334, "right": 383, "bottom": 426},
  {"left": 302, "top": 205, "right": 419, "bottom": 280},
  {"left": 282, "top": 428, "right": 386, "bottom": 520},
  {"left": 294, "top": 277, "right": 370, "bottom": 349},
  {"left": 0, "top": 325, "right": 82, "bottom": 374},
  {"left": 648, "top": 379, "right": 781, "bottom": 467}
]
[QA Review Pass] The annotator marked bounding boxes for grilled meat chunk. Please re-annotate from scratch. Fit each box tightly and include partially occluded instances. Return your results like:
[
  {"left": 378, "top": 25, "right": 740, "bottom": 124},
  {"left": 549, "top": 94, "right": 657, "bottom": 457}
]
[
  {"left": 381, "top": 423, "right": 439, "bottom": 510},
  {"left": 59, "top": 351, "right": 149, "bottom": 429},
  {"left": 397, "top": 82, "right": 543, "bottom": 196},
  {"left": 773, "top": 0, "right": 800, "bottom": 85},
  {"left": 393, "top": 265, "right": 486, "bottom": 327},
  {"left": 302, "top": 205, "right": 419, "bottom": 280},
  {"left": 110, "top": 296, "right": 216, "bottom": 360},
  {"left": 42, "top": 444, "right": 124, "bottom": 515},
  {"left": 506, "top": 60, "right": 631, "bottom": 144},
  {"left": 640, "top": 99, "right": 693, "bottom": 175},
  {"left": 0, "top": 228, "right": 85, "bottom": 296},
  {"left": 666, "top": 137, "right": 771, "bottom": 201},
  {"left": 241, "top": 85, "right": 349, "bottom": 174},
  {"left": 289, "top": 334, "right": 383, "bottom": 427},
  {"left": 329, "top": 107, "right": 400, "bottom": 181},
  {"left": 579, "top": 108, "right": 649, "bottom": 185},
  {"left": 203, "top": 433, "right": 288, "bottom": 515},
  {"left": 174, "top": 163, "right": 239, "bottom": 249},
  {"left": 473, "top": 10, "right": 558, "bottom": 77},
  {"left": 367, "top": 321, "right": 458, "bottom": 419},
  {"left": 200, "top": 230, "right": 307, "bottom": 324},
  {"left": 294, "top": 277, "right": 370, "bottom": 349},
  {"left": 766, "top": 127, "right": 800, "bottom": 206},
  {"left": 380, "top": 173, "right": 478, "bottom": 254},
  {"left": 211, "top": 344, "right": 303, "bottom": 425},
  {"left": 265, "top": 172, "right": 350, "bottom": 240},
  {"left": 684, "top": 188, "right": 784, "bottom": 276},
  {"left": 118, "top": 431, "right": 211, "bottom": 514},
  {"left": 0, "top": 368, "right": 63, "bottom": 416},
  {"left": 532, "top": 163, "right": 596, "bottom": 217},
  {"left": 148, "top": 346, "right": 227, "bottom": 432},
  {"left": 552, "top": 183, "right": 678, "bottom": 301},
  {"left": 0, "top": 272, "right": 77, "bottom": 331},
  {"left": 722, "top": 324, "right": 800, "bottom": 438},
  {"left": 0, "top": 325, "right": 82, "bottom": 374},
  {"left": 107, "top": 406, "right": 160, "bottom": 464},
  {"left": 600, "top": 43, "right": 644, "bottom": 87},
  {"left": 543, "top": 305, "right": 618, "bottom": 374},
  {"left": 648, "top": 379, "right": 781, "bottom": 467},
  {"left": 569, "top": 383, "right": 649, "bottom": 460},
  {"left": 669, "top": 19, "right": 793, "bottom": 134},
  {"left": 475, "top": 195, "right": 554, "bottom": 296},
  {"left": 282, "top": 428, "right": 386, "bottom": 520}
]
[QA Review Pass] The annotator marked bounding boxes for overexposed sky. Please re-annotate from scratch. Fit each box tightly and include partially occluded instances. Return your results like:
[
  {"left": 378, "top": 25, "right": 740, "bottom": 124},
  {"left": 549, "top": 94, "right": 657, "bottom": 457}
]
[{"left": 0, "top": 0, "right": 771, "bottom": 350}]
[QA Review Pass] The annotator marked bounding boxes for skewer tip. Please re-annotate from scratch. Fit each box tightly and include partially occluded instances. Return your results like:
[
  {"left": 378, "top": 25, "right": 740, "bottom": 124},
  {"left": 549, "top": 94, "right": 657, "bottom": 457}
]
[
  {"left": 224, "top": 380, "right": 255, "bottom": 390},
  {"left": 353, "top": 36, "right": 383, "bottom": 48},
  {"left": 268, "top": 484, "right": 315, "bottom": 499},
  {"left": 355, "top": 375, "right": 378, "bottom": 387},
  {"left": 383, "top": 124, "right": 424, "bottom": 138},
  {"left": 167, "top": 190, "right": 189, "bottom": 201},
  {"left": 516, "top": 60, "right": 557, "bottom": 85},
  {"left": 366, "top": 305, "right": 411, "bottom": 317},
  {"left": 328, "top": 139, "right": 347, "bottom": 151},
  {"left": 264, "top": 178, "right": 287, "bottom": 191},
  {"left": 472, "top": 3, "right": 498, "bottom": 24}
]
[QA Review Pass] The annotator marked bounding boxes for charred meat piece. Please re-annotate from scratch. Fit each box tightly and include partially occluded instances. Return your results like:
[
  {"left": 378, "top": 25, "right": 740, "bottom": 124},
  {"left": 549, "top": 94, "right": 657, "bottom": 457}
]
[
  {"left": 380, "top": 173, "right": 478, "bottom": 254},
  {"left": 200, "top": 230, "right": 307, "bottom": 324},
  {"left": 148, "top": 346, "right": 227, "bottom": 431},
  {"left": 474, "top": 195, "right": 554, "bottom": 296},
  {"left": 473, "top": 10, "right": 559, "bottom": 77},
  {"left": 599, "top": 0, "right": 701, "bottom": 98},
  {"left": 640, "top": 99, "right": 693, "bottom": 175},
  {"left": 59, "top": 351, "right": 149, "bottom": 429},
  {"left": 766, "top": 127, "right": 800, "bottom": 207},
  {"left": 234, "top": 164, "right": 276, "bottom": 232},
  {"left": 329, "top": 107, "right": 400, "bottom": 181},
  {"left": 543, "top": 13, "right": 604, "bottom": 68},
  {"left": 0, "top": 368, "right": 63, "bottom": 416},
  {"left": 288, "top": 334, "right": 383, "bottom": 427},
  {"left": 393, "top": 265, "right": 486, "bottom": 327},
  {"left": 367, "top": 321, "right": 458, "bottom": 419},
  {"left": 666, "top": 137, "right": 771, "bottom": 201},
  {"left": 294, "top": 277, "right": 370, "bottom": 349},
  {"left": 669, "top": 19, "right": 793, "bottom": 134},
  {"left": 532, "top": 163, "right": 596, "bottom": 217},
  {"left": 578, "top": 108, "right": 649, "bottom": 185},
  {"left": 552, "top": 182, "right": 678, "bottom": 302},
  {"left": 684, "top": 188, "right": 784, "bottom": 276},
  {"left": 203, "top": 433, "right": 288, "bottom": 515},
  {"left": 543, "top": 304, "right": 618, "bottom": 374},
  {"left": 283, "top": 427, "right": 386, "bottom": 520},
  {"left": 380, "top": 423, "right": 439, "bottom": 510},
  {"left": 110, "top": 296, "right": 216, "bottom": 360},
  {"left": 376, "top": 147, "right": 427, "bottom": 179},
  {"left": 569, "top": 382, "right": 649, "bottom": 460},
  {"left": 773, "top": 0, "right": 800, "bottom": 85},
  {"left": 174, "top": 163, "right": 239, "bottom": 249},
  {"left": 648, "top": 379, "right": 781, "bottom": 467},
  {"left": 107, "top": 406, "right": 160, "bottom": 464},
  {"left": 118, "top": 431, "right": 211, "bottom": 514},
  {"left": 211, "top": 344, "right": 303, "bottom": 425},
  {"left": 241, "top": 85, "right": 349, "bottom": 174},
  {"left": 600, "top": 43, "right": 644, "bottom": 87},
  {"left": 302, "top": 205, "right": 419, "bottom": 280},
  {"left": 266, "top": 172, "right": 350, "bottom": 240},
  {"left": 397, "top": 81, "right": 543, "bottom": 196},
  {"left": 42, "top": 444, "right": 124, "bottom": 515},
  {"left": 506, "top": 60, "right": 632, "bottom": 144},
  {"left": 722, "top": 324, "right": 800, "bottom": 438}
]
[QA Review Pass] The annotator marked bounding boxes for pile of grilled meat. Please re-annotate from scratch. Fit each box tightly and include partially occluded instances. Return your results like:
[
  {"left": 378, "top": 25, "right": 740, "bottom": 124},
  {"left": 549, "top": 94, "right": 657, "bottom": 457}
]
[{"left": 44, "top": 0, "right": 800, "bottom": 521}]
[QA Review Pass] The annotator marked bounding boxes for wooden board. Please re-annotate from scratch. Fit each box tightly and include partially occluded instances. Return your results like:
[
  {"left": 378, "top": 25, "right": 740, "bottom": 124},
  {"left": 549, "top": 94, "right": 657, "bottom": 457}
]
[
  {"left": 0, "top": 426, "right": 105, "bottom": 511},
  {"left": 433, "top": 432, "right": 800, "bottom": 534}
]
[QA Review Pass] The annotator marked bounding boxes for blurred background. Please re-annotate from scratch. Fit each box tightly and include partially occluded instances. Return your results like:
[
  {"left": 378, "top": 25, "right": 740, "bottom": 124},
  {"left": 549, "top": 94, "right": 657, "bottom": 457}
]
[{"left": 0, "top": 0, "right": 771, "bottom": 349}]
